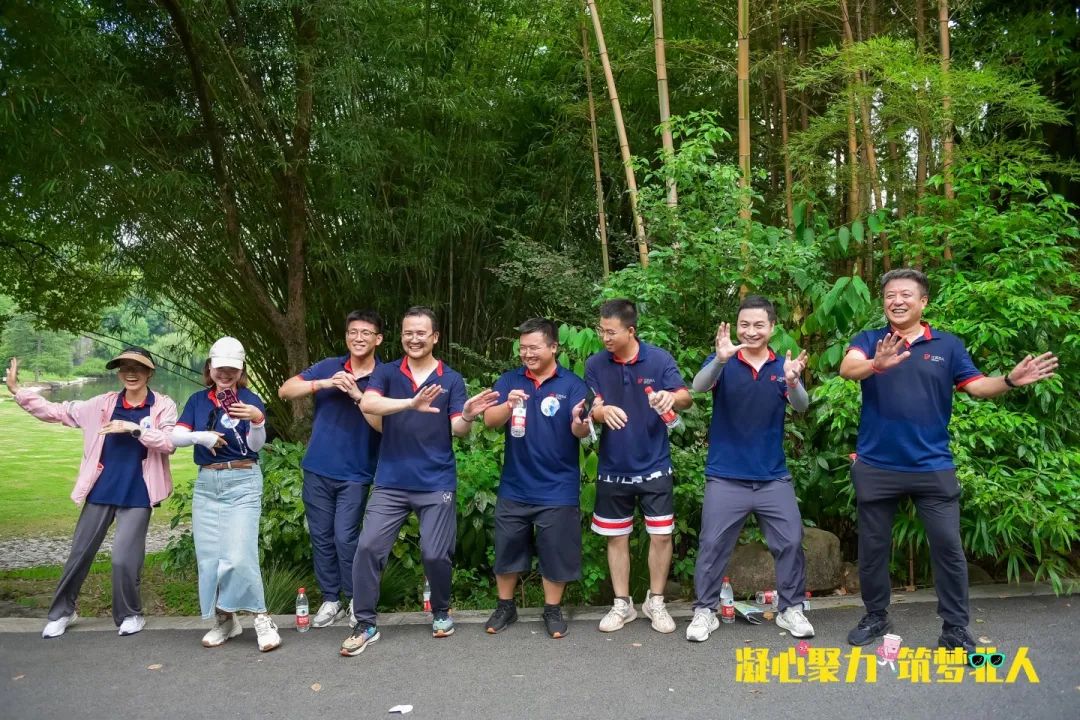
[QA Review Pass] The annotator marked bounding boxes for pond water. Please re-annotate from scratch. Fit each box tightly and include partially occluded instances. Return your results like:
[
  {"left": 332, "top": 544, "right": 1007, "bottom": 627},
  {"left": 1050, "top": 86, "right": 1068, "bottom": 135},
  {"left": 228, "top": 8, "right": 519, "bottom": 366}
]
[{"left": 42, "top": 373, "right": 206, "bottom": 404}]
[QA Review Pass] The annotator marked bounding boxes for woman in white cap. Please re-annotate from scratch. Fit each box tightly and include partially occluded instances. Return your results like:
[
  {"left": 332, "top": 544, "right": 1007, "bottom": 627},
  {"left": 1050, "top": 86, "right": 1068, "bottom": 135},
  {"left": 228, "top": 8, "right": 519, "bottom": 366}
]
[
  {"left": 5, "top": 347, "right": 177, "bottom": 638},
  {"left": 171, "top": 337, "right": 281, "bottom": 651}
]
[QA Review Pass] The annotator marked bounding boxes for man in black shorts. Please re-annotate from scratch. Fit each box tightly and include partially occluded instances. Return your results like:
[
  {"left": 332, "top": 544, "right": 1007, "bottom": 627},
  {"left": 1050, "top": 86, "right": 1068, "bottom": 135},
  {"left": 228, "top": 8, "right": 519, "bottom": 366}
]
[
  {"left": 586, "top": 300, "right": 692, "bottom": 634},
  {"left": 483, "top": 319, "right": 592, "bottom": 638}
]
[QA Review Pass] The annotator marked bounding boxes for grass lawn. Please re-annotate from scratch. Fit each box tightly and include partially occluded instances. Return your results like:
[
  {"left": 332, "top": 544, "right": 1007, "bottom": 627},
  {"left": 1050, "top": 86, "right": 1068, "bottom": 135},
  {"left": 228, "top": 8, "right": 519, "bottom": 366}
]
[
  {"left": 0, "top": 398, "right": 197, "bottom": 539},
  {"left": 0, "top": 553, "right": 201, "bottom": 616}
]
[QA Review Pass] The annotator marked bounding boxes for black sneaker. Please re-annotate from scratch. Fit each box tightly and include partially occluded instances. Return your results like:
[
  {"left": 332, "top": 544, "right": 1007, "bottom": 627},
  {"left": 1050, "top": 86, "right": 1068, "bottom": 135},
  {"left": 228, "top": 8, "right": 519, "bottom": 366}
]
[
  {"left": 484, "top": 600, "right": 518, "bottom": 634},
  {"left": 847, "top": 612, "right": 891, "bottom": 646},
  {"left": 938, "top": 625, "right": 976, "bottom": 654},
  {"left": 543, "top": 604, "right": 568, "bottom": 639}
]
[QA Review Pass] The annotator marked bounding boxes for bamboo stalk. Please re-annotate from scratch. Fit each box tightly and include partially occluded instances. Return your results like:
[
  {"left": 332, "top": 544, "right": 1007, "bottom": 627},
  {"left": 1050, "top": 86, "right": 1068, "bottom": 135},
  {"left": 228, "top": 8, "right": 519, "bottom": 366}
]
[
  {"left": 737, "top": 0, "right": 752, "bottom": 225},
  {"left": 938, "top": 0, "right": 954, "bottom": 260},
  {"left": 581, "top": 21, "right": 610, "bottom": 279},
  {"left": 586, "top": 0, "right": 649, "bottom": 267},
  {"left": 773, "top": 0, "right": 793, "bottom": 229},
  {"left": 652, "top": 0, "right": 677, "bottom": 207}
]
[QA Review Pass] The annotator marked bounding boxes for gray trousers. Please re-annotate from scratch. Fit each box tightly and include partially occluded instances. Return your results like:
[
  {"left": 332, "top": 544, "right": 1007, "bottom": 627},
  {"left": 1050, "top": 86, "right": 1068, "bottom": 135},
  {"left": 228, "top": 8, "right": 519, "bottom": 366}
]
[
  {"left": 693, "top": 477, "right": 807, "bottom": 612},
  {"left": 49, "top": 502, "right": 152, "bottom": 626},
  {"left": 351, "top": 487, "right": 456, "bottom": 627}
]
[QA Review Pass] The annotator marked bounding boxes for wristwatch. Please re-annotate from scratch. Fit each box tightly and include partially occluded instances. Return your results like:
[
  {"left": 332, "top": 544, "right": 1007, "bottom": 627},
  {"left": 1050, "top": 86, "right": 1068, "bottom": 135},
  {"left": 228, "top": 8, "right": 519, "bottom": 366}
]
[
  {"left": 1003, "top": 374, "right": 1017, "bottom": 389},
  {"left": 130, "top": 427, "right": 143, "bottom": 439}
]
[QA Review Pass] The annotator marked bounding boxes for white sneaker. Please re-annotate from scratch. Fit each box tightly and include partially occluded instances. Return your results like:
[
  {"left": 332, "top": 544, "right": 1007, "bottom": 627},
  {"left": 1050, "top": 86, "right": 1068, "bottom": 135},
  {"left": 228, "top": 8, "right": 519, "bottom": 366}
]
[
  {"left": 253, "top": 613, "right": 282, "bottom": 652},
  {"left": 42, "top": 612, "right": 78, "bottom": 638},
  {"left": 119, "top": 614, "right": 146, "bottom": 636},
  {"left": 202, "top": 611, "right": 242, "bottom": 647},
  {"left": 686, "top": 609, "right": 720, "bottom": 642},
  {"left": 776, "top": 606, "right": 815, "bottom": 638},
  {"left": 348, "top": 599, "right": 357, "bottom": 629},
  {"left": 642, "top": 591, "right": 676, "bottom": 634},
  {"left": 598, "top": 597, "right": 637, "bottom": 632},
  {"left": 312, "top": 600, "right": 346, "bottom": 628}
]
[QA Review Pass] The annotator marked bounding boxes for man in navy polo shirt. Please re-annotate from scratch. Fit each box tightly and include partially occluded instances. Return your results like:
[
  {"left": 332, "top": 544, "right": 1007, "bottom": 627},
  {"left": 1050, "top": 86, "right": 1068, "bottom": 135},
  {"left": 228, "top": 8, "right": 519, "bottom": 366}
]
[
  {"left": 482, "top": 318, "right": 592, "bottom": 639},
  {"left": 840, "top": 268, "right": 1059, "bottom": 652},
  {"left": 278, "top": 309, "right": 384, "bottom": 629},
  {"left": 585, "top": 299, "right": 692, "bottom": 634},
  {"left": 340, "top": 306, "right": 500, "bottom": 657},
  {"left": 686, "top": 295, "right": 814, "bottom": 643}
]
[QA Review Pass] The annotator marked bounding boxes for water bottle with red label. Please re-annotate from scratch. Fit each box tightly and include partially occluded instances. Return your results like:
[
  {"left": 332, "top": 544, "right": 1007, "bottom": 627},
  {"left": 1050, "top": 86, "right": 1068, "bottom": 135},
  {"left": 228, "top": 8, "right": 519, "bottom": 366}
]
[
  {"left": 422, "top": 577, "right": 432, "bottom": 612},
  {"left": 510, "top": 398, "right": 527, "bottom": 438},
  {"left": 644, "top": 386, "right": 682, "bottom": 431},
  {"left": 720, "top": 576, "right": 735, "bottom": 624},
  {"left": 295, "top": 587, "right": 310, "bottom": 632}
]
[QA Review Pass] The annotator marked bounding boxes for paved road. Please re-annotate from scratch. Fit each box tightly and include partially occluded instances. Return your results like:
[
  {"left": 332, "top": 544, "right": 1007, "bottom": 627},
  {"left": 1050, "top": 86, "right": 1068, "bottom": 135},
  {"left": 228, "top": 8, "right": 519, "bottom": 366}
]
[{"left": 1, "top": 596, "right": 1076, "bottom": 720}]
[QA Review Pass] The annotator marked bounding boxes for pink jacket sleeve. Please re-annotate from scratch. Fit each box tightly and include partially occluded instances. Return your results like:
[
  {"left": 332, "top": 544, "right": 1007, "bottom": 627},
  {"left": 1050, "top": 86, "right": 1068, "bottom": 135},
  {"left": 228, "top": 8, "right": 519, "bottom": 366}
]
[
  {"left": 14, "top": 390, "right": 87, "bottom": 428},
  {"left": 139, "top": 396, "right": 177, "bottom": 454}
]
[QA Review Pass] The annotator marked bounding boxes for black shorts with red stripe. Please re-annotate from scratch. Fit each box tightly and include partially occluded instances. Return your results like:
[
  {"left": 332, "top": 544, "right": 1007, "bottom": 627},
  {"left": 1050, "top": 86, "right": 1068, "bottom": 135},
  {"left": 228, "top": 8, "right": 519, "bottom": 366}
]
[{"left": 591, "top": 470, "right": 674, "bottom": 536}]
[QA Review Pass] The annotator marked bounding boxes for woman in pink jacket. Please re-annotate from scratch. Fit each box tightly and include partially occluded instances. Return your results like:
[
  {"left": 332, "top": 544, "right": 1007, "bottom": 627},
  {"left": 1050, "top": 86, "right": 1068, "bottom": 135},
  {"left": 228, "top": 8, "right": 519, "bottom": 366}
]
[{"left": 5, "top": 347, "right": 177, "bottom": 639}]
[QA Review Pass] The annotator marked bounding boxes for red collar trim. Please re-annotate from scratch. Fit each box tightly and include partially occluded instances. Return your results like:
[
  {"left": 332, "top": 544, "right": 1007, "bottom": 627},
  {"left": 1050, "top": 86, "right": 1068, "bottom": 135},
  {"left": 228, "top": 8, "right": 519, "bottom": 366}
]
[
  {"left": 524, "top": 366, "right": 557, "bottom": 389},
  {"left": 121, "top": 391, "right": 149, "bottom": 409},
  {"left": 612, "top": 351, "right": 639, "bottom": 365},
  {"left": 735, "top": 349, "right": 776, "bottom": 380},
  {"left": 207, "top": 389, "right": 220, "bottom": 406},
  {"left": 889, "top": 321, "right": 933, "bottom": 346},
  {"left": 399, "top": 358, "right": 444, "bottom": 391},
  {"left": 344, "top": 357, "right": 353, "bottom": 374}
]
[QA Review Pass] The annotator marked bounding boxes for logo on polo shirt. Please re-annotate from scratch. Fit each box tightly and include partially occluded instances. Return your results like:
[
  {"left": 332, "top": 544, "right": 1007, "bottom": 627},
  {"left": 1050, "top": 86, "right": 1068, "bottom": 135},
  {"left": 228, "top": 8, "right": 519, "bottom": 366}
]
[
  {"left": 770, "top": 375, "right": 778, "bottom": 381},
  {"left": 638, "top": 377, "right": 656, "bottom": 385},
  {"left": 139, "top": 416, "right": 154, "bottom": 431},
  {"left": 923, "top": 353, "right": 945, "bottom": 363},
  {"left": 540, "top": 396, "right": 561, "bottom": 417}
]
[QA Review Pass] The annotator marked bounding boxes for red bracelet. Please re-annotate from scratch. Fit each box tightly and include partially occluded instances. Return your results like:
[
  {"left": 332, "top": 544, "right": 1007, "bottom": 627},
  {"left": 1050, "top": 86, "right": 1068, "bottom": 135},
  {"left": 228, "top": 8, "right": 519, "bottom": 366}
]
[
  {"left": 870, "top": 364, "right": 884, "bottom": 375},
  {"left": 310, "top": 381, "right": 317, "bottom": 394}
]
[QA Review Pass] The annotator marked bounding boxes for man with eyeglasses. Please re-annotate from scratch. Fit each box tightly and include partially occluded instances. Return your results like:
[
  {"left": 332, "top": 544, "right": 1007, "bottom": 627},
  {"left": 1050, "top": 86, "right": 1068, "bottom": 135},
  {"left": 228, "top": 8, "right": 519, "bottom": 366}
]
[
  {"left": 585, "top": 299, "right": 693, "bottom": 634},
  {"left": 278, "top": 309, "right": 386, "bottom": 629},
  {"left": 341, "top": 306, "right": 501, "bottom": 656},
  {"left": 840, "top": 268, "right": 1059, "bottom": 654},
  {"left": 482, "top": 318, "right": 592, "bottom": 639}
]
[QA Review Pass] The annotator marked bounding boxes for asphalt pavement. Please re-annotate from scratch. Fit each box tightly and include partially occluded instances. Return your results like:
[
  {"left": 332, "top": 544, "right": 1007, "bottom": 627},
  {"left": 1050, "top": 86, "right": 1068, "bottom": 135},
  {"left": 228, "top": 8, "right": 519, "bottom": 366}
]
[{"left": 1, "top": 592, "right": 1076, "bottom": 720}]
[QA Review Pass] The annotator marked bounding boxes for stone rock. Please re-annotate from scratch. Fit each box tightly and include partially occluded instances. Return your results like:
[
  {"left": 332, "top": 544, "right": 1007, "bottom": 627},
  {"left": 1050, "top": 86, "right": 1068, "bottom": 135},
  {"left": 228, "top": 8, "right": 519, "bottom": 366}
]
[
  {"left": 967, "top": 562, "right": 994, "bottom": 586},
  {"left": 721, "top": 527, "right": 842, "bottom": 595},
  {"left": 841, "top": 561, "right": 860, "bottom": 594}
]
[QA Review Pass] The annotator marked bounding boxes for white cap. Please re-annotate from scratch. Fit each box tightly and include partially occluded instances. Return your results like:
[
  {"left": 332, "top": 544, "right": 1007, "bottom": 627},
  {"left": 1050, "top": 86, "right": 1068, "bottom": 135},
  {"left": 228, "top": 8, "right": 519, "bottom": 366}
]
[{"left": 209, "top": 336, "right": 246, "bottom": 369}]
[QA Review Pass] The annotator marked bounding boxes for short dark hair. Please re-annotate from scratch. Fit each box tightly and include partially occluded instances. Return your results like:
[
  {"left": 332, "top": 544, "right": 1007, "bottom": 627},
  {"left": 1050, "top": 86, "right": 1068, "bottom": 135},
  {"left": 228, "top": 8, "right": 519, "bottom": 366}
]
[
  {"left": 600, "top": 298, "right": 638, "bottom": 330},
  {"left": 345, "top": 309, "right": 383, "bottom": 334},
  {"left": 881, "top": 268, "right": 930, "bottom": 297},
  {"left": 403, "top": 306, "right": 439, "bottom": 334},
  {"left": 517, "top": 318, "right": 558, "bottom": 346},
  {"left": 738, "top": 295, "right": 777, "bottom": 324}
]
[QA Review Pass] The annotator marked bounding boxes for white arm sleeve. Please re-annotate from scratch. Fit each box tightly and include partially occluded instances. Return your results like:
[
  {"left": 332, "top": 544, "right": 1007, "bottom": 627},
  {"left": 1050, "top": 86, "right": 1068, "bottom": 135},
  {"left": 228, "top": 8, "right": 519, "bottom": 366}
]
[
  {"left": 171, "top": 426, "right": 223, "bottom": 449},
  {"left": 246, "top": 422, "right": 267, "bottom": 453}
]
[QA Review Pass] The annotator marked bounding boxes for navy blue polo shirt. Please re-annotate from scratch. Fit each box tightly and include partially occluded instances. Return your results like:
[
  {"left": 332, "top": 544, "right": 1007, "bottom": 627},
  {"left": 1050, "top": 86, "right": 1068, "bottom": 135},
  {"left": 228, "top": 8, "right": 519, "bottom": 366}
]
[
  {"left": 584, "top": 341, "right": 687, "bottom": 477},
  {"left": 704, "top": 350, "right": 793, "bottom": 481},
  {"left": 848, "top": 323, "right": 983, "bottom": 472},
  {"left": 492, "top": 365, "right": 588, "bottom": 507},
  {"left": 366, "top": 358, "right": 466, "bottom": 492},
  {"left": 88, "top": 391, "right": 154, "bottom": 507},
  {"left": 177, "top": 387, "right": 267, "bottom": 466},
  {"left": 298, "top": 356, "right": 381, "bottom": 483}
]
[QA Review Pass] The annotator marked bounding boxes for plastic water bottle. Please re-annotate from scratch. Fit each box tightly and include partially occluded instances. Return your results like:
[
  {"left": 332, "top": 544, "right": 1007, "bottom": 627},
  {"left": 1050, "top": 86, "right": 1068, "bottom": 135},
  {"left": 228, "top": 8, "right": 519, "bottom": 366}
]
[
  {"left": 755, "top": 589, "right": 779, "bottom": 608},
  {"left": 510, "top": 398, "right": 527, "bottom": 438},
  {"left": 422, "top": 577, "right": 432, "bottom": 612},
  {"left": 644, "top": 386, "right": 682, "bottom": 431},
  {"left": 295, "top": 587, "right": 310, "bottom": 632},
  {"left": 720, "top": 576, "right": 735, "bottom": 624}
]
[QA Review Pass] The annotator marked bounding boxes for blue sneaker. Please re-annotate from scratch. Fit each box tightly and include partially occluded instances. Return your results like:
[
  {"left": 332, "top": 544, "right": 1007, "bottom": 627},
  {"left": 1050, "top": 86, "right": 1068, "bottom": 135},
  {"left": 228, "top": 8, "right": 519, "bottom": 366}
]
[
  {"left": 432, "top": 612, "right": 455, "bottom": 638},
  {"left": 340, "top": 623, "right": 379, "bottom": 656}
]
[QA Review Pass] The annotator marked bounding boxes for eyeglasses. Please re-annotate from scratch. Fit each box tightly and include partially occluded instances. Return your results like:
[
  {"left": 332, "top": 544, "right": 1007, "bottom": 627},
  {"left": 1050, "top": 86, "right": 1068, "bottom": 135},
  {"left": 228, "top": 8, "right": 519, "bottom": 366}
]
[
  {"left": 595, "top": 327, "right": 626, "bottom": 339},
  {"left": 402, "top": 331, "right": 431, "bottom": 341},
  {"left": 519, "top": 344, "right": 553, "bottom": 354},
  {"left": 967, "top": 652, "right": 1005, "bottom": 668},
  {"left": 347, "top": 329, "right": 379, "bottom": 339}
]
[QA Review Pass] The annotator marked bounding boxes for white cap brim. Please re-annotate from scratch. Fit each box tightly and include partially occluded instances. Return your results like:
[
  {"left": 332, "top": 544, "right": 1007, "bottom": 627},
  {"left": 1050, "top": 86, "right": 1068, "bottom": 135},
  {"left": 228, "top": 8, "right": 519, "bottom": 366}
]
[{"left": 210, "top": 356, "right": 245, "bottom": 369}]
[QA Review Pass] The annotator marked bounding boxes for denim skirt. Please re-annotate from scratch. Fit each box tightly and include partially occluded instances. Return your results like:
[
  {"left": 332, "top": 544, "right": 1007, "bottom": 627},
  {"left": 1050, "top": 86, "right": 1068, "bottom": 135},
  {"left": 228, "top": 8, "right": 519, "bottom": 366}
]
[{"left": 192, "top": 465, "right": 267, "bottom": 618}]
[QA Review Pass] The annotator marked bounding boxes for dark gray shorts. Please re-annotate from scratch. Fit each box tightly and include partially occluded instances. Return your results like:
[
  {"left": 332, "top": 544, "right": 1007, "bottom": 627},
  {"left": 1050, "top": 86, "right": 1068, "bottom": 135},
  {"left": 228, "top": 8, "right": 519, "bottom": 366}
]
[{"left": 493, "top": 497, "right": 582, "bottom": 582}]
